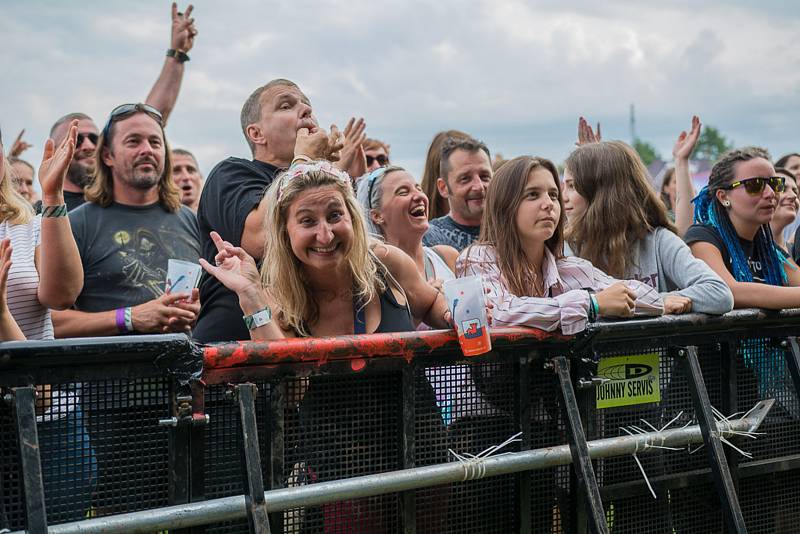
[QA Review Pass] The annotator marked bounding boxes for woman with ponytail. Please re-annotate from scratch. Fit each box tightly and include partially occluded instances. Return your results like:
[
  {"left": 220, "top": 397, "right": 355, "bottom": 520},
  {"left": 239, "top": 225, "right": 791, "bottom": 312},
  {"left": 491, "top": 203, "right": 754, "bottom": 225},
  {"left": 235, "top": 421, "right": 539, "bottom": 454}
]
[{"left": 685, "top": 146, "right": 800, "bottom": 306}]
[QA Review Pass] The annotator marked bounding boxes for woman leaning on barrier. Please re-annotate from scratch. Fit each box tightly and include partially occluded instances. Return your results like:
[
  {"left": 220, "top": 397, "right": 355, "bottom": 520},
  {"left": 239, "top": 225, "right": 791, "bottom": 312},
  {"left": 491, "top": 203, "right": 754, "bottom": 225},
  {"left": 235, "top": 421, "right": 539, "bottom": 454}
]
[
  {"left": 201, "top": 160, "right": 459, "bottom": 532},
  {"left": 562, "top": 137, "right": 733, "bottom": 316},
  {"left": 0, "top": 123, "right": 94, "bottom": 523}
]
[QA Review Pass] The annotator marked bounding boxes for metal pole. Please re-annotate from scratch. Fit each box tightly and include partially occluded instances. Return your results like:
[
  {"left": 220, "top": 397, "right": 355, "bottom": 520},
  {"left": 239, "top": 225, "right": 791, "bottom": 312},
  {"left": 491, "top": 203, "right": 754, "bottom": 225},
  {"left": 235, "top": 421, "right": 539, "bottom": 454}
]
[
  {"left": 553, "top": 356, "right": 607, "bottom": 534},
  {"left": 13, "top": 386, "right": 48, "bottom": 534},
  {"left": 237, "top": 383, "right": 271, "bottom": 533},
  {"left": 677, "top": 346, "right": 748, "bottom": 534},
  {"left": 28, "top": 400, "right": 772, "bottom": 534}
]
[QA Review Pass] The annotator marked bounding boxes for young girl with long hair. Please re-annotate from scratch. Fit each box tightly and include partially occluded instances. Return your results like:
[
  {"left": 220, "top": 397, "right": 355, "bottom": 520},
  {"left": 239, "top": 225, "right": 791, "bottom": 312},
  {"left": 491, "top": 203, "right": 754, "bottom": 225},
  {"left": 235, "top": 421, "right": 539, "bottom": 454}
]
[
  {"left": 563, "top": 140, "right": 733, "bottom": 315},
  {"left": 458, "top": 155, "right": 664, "bottom": 335}
]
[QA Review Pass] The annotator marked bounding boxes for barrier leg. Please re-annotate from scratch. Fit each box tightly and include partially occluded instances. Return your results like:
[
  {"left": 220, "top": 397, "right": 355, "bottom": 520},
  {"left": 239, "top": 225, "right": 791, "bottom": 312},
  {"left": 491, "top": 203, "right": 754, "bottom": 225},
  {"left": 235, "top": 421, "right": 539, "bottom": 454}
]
[
  {"left": 401, "top": 366, "right": 416, "bottom": 534},
  {"left": 12, "top": 386, "right": 48, "bottom": 534},
  {"left": 782, "top": 337, "right": 800, "bottom": 405},
  {"left": 515, "top": 352, "right": 532, "bottom": 534},
  {"left": 552, "top": 356, "right": 607, "bottom": 534},
  {"left": 676, "top": 346, "right": 747, "bottom": 534},
  {"left": 236, "top": 383, "right": 271, "bottom": 534}
]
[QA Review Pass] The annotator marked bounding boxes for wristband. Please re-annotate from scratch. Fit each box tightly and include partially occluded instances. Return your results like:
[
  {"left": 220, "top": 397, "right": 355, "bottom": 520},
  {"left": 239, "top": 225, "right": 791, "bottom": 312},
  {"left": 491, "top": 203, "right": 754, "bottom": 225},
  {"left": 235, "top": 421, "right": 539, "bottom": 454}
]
[
  {"left": 166, "top": 48, "right": 190, "bottom": 63},
  {"left": 243, "top": 306, "right": 272, "bottom": 330},
  {"left": 41, "top": 204, "right": 67, "bottom": 218},
  {"left": 115, "top": 308, "right": 128, "bottom": 333},
  {"left": 125, "top": 307, "right": 134, "bottom": 332},
  {"left": 588, "top": 294, "right": 599, "bottom": 322}
]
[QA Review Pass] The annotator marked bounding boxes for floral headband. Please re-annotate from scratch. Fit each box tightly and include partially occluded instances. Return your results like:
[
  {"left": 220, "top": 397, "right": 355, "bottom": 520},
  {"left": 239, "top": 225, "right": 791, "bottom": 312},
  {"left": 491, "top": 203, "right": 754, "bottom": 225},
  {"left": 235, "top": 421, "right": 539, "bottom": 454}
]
[{"left": 277, "top": 160, "right": 352, "bottom": 201}]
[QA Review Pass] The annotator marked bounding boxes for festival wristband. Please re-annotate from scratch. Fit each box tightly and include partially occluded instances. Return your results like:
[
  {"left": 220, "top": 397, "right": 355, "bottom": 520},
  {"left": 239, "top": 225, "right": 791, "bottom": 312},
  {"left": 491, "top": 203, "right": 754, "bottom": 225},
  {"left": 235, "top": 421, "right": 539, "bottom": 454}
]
[
  {"left": 243, "top": 306, "right": 272, "bottom": 330},
  {"left": 115, "top": 308, "right": 128, "bottom": 333},
  {"left": 588, "top": 294, "right": 599, "bottom": 322},
  {"left": 166, "top": 48, "right": 190, "bottom": 63},
  {"left": 124, "top": 307, "right": 134, "bottom": 332},
  {"left": 41, "top": 204, "right": 67, "bottom": 218}
]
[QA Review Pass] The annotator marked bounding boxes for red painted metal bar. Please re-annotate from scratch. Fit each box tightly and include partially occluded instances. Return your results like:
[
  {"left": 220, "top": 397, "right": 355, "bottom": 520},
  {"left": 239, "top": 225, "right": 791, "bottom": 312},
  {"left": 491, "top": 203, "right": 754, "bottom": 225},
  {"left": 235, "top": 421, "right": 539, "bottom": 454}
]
[{"left": 202, "top": 327, "right": 565, "bottom": 370}]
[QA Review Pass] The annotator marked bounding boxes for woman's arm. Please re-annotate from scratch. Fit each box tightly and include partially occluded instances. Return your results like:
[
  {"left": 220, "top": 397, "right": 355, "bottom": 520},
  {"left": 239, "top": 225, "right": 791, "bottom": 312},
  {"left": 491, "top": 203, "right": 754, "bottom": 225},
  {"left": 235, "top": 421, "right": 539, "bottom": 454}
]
[
  {"left": 0, "top": 240, "right": 24, "bottom": 341},
  {"left": 199, "top": 231, "right": 289, "bottom": 340},
  {"left": 673, "top": 116, "right": 701, "bottom": 237},
  {"left": 36, "top": 122, "right": 83, "bottom": 310},
  {"left": 375, "top": 244, "right": 451, "bottom": 328},
  {"left": 690, "top": 241, "right": 800, "bottom": 308}
]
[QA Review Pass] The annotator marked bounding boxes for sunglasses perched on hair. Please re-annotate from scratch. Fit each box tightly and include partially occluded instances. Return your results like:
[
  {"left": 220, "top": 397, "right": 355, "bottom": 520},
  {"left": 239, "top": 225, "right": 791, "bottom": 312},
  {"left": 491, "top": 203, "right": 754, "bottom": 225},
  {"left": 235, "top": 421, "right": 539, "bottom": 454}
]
[
  {"left": 723, "top": 176, "right": 786, "bottom": 196},
  {"left": 366, "top": 154, "right": 389, "bottom": 167},
  {"left": 76, "top": 133, "right": 99, "bottom": 147},
  {"left": 102, "top": 103, "right": 164, "bottom": 139}
]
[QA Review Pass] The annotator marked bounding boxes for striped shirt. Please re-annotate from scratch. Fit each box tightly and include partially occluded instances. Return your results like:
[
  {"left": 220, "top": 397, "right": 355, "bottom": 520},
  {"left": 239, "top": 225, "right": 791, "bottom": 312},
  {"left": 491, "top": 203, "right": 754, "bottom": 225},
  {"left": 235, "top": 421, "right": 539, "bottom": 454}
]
[
  {"left": 457, "top": 244, "right": 663, "bottom": 335},
  {"left": 0, "top": 215, "right": 53, "bottom": 340}
]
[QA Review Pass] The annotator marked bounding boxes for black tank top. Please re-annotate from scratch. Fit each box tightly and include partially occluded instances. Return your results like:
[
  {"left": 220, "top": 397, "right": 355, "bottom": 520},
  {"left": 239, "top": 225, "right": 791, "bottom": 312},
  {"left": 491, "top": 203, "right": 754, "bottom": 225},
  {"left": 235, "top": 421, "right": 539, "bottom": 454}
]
[{"left": 354, "top": 281, "right": 414, "bottom": 334}]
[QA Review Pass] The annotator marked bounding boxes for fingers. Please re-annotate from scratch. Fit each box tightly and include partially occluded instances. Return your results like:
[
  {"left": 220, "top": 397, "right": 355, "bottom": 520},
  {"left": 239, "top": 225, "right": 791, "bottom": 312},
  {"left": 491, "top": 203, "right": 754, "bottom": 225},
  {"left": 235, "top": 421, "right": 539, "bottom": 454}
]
[
  {"left": 596, "top": 122, "right": 602, "bottom": 140},
  {"left": 343, "top": 117, "right": 355, "bottom": 137},
  {"left": 297, "top": 127, "right": 309, "bottom": 138},
  {"left": 160, "top": 291, "right": 192, "bottom": 306},
  {"left": 14, "top": 130, "right": 24, "bottom": 144},
  {"left": 210, "top": 231, "right": 227, "bottom": 253},
  {"left": 184, "top": 4, "right": 194, "bottom": 18},
  {"left": 40, "top": 138, "right": 55, "bottom": 165}
]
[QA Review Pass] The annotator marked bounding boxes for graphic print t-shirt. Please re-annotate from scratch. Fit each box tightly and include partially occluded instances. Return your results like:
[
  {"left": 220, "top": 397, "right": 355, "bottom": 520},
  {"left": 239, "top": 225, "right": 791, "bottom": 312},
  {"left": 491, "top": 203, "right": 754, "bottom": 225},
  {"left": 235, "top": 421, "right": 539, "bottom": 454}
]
[
  {"left": 69, "top": 201, "right": 201, "bottom": 312},
  {"left": 684, "top": 224, "right": 766, "bottom": 283}
]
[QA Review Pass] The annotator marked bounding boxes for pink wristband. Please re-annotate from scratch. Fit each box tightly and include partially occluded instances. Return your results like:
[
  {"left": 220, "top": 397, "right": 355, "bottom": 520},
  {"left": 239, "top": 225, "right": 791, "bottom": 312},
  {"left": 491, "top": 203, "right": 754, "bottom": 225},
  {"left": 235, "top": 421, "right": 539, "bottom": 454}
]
[{"left": 115, "top": 308, "right": 128, "bottom": 333}]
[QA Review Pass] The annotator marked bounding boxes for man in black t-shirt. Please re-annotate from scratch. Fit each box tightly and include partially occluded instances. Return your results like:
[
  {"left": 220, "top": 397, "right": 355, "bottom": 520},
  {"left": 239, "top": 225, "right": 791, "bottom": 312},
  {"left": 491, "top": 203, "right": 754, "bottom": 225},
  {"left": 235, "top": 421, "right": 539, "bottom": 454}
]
[
  {"left": 52, "top": 105, "right": 201, "bottom": 338},
  {"left": 194, "top": 79, "right": 340, "bottom": 342},
  {"left": 423, "top": 136, "right": 492, "bottom": 252}
]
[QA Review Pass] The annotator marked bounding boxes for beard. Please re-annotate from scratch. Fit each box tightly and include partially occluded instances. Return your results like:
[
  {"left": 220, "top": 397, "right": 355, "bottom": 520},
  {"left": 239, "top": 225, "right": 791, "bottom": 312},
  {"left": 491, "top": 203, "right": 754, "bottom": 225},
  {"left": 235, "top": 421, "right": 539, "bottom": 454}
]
[
  {"left": 126, "top": 169, "right": 160, "bottom": 190},
  {"left": 67, "top": 160, "right": 95, "bottom": 189}
]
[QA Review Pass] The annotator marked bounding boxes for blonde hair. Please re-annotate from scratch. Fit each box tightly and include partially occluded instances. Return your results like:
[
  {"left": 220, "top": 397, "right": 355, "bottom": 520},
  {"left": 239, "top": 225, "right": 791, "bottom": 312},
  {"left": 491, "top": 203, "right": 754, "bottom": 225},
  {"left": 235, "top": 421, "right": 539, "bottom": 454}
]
[
  {"left": 0, "top": 159, "right": 34, "bottom": 225},
  {"left": 261, "top": 163, "right": 383, "bottom": 335},
  {"left": 85, "top": 112, "right": 181, "bottom": 211}
]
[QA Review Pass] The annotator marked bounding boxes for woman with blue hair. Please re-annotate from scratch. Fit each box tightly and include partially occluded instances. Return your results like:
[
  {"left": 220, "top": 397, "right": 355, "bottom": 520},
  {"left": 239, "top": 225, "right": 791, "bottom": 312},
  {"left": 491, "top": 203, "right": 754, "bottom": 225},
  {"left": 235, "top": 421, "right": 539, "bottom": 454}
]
[{"left": 685, "top": 146, "right": 800, "bottom": 300}]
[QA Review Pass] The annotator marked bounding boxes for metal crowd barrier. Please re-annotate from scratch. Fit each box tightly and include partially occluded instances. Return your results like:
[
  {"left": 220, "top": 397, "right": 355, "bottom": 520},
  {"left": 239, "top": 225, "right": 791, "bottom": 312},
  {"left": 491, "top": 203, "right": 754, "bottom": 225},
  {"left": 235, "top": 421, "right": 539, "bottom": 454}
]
[{"left": 2, "top": 309, "right": 800, "bottom": 533}]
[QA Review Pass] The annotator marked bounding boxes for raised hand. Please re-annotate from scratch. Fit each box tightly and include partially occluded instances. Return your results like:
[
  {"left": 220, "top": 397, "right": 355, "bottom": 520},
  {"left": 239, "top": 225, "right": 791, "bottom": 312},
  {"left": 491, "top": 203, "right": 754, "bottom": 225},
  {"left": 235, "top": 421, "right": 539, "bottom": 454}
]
[
  {"left": 171, "top": 3, "right": 197, "bottom": 53},
  {"left": 576, "top": 117, "right": 602, "bottom": 146},
  {"left": 334, "top": 118, "right": 367, "bottom": 179},
  {"left": 325, "top": 124, "right": 345, "bottom": 162},
  {"left": 9, "top": 130, "right": 32, "bottom": 158},
  {"left": 198, "top": 231, "right": 262, "bottom": 299},
  {"left": 38, "top": 120, "right": 77, "bottom": 203},
  {"left": 673, "top": 115, "right": 701, "bottom": 162},
  {"left": 295, "top": 127, "right": 333, "bottom": 161}
]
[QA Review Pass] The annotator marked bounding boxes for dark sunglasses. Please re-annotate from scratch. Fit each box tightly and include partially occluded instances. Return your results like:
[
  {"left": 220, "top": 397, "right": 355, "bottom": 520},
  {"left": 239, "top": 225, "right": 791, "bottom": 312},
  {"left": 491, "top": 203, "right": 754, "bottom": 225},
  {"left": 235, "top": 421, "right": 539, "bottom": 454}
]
[
  {"left": 723, "top": 176, "right": 786, "bottom": 196},
  {"left": 102, "top": 103, "right": 163, "bottom": 140},
  {"left": 366, "top": 154, "right": 389, "bottom": 167},
  {"left": 76, "top": 132, "right": 99, "bottom": 147}
]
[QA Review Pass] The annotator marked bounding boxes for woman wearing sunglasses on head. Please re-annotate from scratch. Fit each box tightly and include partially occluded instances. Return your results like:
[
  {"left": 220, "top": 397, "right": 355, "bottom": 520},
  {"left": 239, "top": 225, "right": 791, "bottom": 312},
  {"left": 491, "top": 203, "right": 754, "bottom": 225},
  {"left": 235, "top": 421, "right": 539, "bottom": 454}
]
[{"left": 685, "top": 147, "right": 800, "bottom": 307}]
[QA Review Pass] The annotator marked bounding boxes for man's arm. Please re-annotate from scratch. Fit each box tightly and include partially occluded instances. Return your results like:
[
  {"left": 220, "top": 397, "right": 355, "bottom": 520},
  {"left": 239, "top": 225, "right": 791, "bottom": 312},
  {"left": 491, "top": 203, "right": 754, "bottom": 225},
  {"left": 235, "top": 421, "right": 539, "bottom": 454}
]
[
  {"left": 145, "top": 3, "right": 197, "bottom": 125},
  {"left": 52, "top": 291, "right": 199, "bottom": 338}
]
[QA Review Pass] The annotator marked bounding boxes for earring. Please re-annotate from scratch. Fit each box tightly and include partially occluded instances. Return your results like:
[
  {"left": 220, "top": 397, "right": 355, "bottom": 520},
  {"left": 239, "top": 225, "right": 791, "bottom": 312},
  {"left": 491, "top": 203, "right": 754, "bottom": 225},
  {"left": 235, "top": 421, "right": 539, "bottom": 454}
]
[{"left": 722, "top": 201, "right": 731, "bottom": 207}]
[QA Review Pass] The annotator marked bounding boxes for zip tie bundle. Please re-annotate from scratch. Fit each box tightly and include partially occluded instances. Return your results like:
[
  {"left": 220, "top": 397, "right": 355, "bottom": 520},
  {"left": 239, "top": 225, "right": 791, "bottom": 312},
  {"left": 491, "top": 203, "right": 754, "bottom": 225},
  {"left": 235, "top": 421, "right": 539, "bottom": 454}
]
[{"left": 448, "top": 432, "right": 523, "bottom": 482}]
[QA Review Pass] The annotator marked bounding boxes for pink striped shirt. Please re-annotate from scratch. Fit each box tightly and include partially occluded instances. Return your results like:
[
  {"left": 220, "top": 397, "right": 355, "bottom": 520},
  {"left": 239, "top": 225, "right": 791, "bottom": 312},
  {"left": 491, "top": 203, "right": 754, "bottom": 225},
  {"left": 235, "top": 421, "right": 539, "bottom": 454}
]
[{"left": 457, "top": 244, "right": 663, "bottom": 335}]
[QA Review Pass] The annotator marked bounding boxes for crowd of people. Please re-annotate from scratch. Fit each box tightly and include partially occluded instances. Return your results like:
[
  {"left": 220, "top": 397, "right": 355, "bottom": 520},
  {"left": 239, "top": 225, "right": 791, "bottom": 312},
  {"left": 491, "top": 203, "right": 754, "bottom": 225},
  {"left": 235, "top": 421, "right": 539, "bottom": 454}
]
[{"left": 3, "top": 2, "right": 800, "bottom": 527}]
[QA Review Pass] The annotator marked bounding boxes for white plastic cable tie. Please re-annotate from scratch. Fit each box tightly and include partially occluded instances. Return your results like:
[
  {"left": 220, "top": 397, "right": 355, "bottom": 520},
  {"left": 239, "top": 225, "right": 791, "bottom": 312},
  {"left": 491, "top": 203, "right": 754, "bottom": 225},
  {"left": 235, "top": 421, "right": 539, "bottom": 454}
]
[
  {"left": 632, "top": 453, "right": 657, "bottom": 500},
  {"left": 448, "top": 432, "right": 522, "bottom": 482}
]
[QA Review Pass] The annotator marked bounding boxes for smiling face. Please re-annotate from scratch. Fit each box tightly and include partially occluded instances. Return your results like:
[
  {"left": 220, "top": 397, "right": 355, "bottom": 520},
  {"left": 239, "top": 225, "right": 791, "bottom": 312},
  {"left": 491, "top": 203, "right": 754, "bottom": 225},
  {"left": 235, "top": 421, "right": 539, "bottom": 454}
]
[
  {"left": 437, "top": 148, "right": 492, "bottom": 226},
  {"left": 515, "top": 167, "right": 561, "bottom": 249},
  {"left": 286, "top": 185, "right": 354, "bottom": 273},
  {"left": 372, "top": 170, "right": 428, "bottom": 241},
  {"left": 172, "top": 153, "right": 202, "bottom": 209},
  {"left": 10, "top": 161, "right": 34, "bottom": 202},
  {"left": 783, "top": 155, "right": 800, "bottom": 180},
  {"left": 562, "top": 170, "right": 587, "bottom": 223},
  {"left": 103, "top": 112, "right": 165, "bottom": 191},
  {"left": 716, "top": 157, "right": 778, "bottom": 231}
]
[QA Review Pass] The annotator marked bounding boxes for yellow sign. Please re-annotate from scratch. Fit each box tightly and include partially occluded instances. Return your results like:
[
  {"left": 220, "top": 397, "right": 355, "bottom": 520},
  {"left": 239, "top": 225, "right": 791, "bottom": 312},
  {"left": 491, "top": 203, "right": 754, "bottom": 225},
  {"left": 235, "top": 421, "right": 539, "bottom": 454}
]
[{"left": 595, "top": 353, "right": 660, "bottom": 409}]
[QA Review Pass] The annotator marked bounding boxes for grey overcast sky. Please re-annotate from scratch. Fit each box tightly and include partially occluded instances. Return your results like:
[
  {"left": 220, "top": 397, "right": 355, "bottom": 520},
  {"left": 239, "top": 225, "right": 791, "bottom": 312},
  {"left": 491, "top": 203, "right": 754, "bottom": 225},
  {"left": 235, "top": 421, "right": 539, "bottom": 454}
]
[{"left": 2, "top": 0, "right": 799, "bottom": 180}]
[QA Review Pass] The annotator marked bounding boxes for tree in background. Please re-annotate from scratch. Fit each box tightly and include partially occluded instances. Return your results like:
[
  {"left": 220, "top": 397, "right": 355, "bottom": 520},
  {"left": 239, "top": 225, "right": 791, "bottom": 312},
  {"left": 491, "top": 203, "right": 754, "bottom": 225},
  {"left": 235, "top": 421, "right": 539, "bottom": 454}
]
[
  {"left": 692, "top": 125, "right": 733, "bottom": 162},
  {"left": 633, "top": 138, "right": 661, "bottom": 166}
]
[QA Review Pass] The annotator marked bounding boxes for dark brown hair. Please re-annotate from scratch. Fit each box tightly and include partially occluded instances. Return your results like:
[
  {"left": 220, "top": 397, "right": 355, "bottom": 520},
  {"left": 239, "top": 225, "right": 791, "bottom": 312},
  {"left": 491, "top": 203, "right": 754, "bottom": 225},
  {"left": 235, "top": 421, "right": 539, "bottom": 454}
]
[{"left": 419, "top": 130, "right": 469, "bottom": 220}]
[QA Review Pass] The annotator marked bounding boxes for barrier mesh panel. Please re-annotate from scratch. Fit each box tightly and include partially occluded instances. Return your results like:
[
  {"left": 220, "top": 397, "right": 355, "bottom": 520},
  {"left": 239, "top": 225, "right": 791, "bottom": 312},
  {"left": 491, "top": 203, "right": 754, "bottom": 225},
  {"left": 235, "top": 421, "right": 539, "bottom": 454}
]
[
  {"left": 741, "top": 468, "right": 800, "bottom": 534},
  {"left": 0, "top": 395, "right": 24, "bottom": 531}
]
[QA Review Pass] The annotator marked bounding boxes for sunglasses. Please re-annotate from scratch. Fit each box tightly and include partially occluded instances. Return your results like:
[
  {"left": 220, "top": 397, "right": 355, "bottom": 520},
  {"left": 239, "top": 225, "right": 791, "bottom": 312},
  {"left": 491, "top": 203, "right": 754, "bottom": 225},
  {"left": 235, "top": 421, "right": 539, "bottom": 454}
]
[
  {"left": 76, "top": 132, "right": 99, "bottom": 147},
  {"left": 366, "top": 154, "right": 389, "bottom": 167},
  {"left": 102, "top": 103, "right": 164, "bottom": 140},
  {"left": 723, "top": 176, "right": 786, "bottom": 196}
]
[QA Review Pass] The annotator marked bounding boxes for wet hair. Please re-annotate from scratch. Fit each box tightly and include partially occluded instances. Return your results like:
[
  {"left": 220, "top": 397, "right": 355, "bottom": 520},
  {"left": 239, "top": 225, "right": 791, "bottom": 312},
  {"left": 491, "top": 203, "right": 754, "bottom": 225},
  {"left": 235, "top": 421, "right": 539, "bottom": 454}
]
[
  {"left": 420, "top": 130, "right": 469, "bottom": 220},
  {"left": 240, "top": 79, "right": 303, "bottom": 155},
  {"left": 693, "top": 146, "right": 786, "bottom": 285},
  {"left": 565, "top": 141, "right": 676, "bottom": 278},
  {"left": 461, "top": 155, "right": 563, "bottom": 296}
]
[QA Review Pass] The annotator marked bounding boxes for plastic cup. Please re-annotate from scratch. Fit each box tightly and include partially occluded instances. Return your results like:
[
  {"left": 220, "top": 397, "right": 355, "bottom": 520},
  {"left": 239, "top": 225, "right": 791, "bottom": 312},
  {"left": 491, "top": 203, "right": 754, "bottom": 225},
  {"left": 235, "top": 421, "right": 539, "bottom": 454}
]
[
  {"left": 444, "top": 275, "right": 492, "bottom": 356},
  {"left": 166, "top": 259, "right": 202, "bottom": 295}
]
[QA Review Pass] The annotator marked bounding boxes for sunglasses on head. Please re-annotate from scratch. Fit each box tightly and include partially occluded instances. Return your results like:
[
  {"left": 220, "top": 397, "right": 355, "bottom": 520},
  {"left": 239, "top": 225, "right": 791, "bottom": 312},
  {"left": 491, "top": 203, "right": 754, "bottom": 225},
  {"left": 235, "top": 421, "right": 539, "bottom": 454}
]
[
  {"left": 366, "top": 154, "right": 389, "bottom": 167},
  {"left": 102, "top": 103, "right": 163, "bottom": 140},
  {"left": 723, "top": 176, "right": 786, "bottom": 196},
  {"left": 76, "top": 133, "right": 99, "bottom": 147}
]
